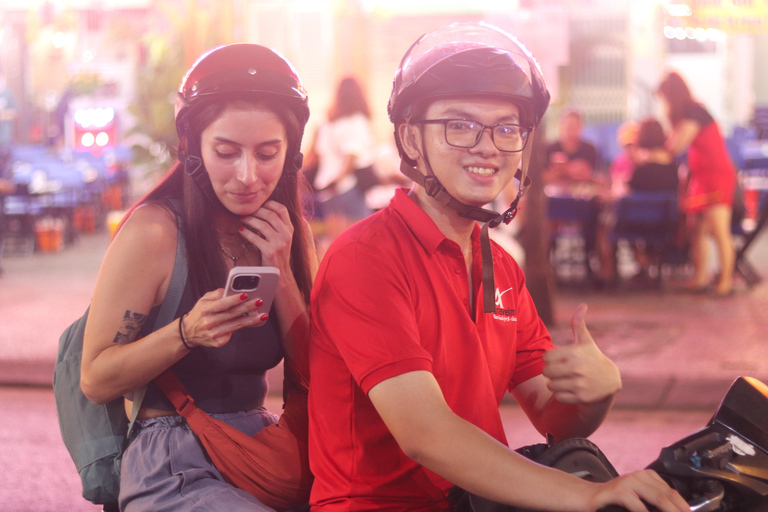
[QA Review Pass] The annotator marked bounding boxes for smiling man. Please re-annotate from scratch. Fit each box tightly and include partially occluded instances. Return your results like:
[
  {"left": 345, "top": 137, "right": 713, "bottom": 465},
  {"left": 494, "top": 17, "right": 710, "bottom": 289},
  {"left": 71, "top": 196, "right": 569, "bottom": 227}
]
[{"left": 307, "top": 23, "right": 689, "bottom": 512}]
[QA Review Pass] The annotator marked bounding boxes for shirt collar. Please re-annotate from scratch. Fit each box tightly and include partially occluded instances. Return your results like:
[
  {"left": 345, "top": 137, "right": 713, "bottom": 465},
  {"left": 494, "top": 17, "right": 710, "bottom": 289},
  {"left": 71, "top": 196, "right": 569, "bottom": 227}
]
[
  {"left": 391, "top": 188, "right": 446, "bottom": 254},
  {"left": 390, "top": 188, "right": 503, "bottom": 260}
]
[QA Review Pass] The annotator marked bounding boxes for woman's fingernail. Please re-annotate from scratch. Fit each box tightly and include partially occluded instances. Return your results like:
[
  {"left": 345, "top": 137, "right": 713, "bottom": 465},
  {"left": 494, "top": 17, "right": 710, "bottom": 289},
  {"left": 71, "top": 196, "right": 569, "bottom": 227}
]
[
  {"left": 239, "top": 226, "right": 244, "bottom": 232},
  {"left": 240, "top": 293, "right": 248, "bottom": 301},
  {"left": 254, "top": 298, "right": 263, "bottom": 307},
  {"left": 260, "top": 313, "right": 269, "bottom": 321}
]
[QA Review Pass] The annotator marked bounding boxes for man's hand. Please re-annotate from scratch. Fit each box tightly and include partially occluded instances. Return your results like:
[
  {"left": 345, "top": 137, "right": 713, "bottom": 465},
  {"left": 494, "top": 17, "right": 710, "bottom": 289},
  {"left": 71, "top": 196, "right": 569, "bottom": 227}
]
[
  {"left": 589, "top": 470, "right": 691, "bottom": 512},
  {"left": 566, "top": 159, "right": 594, "bottom": 181},
  {"left": 542, "top": 303, "right": 622, "bottom": 404}
]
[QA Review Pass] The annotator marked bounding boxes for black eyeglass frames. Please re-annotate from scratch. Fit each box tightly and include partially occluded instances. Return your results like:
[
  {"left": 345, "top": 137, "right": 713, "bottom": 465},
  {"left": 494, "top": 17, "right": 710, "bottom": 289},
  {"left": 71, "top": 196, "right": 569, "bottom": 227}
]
[{"left": 416, "top": 119, "right": 530, "bottom": 153}]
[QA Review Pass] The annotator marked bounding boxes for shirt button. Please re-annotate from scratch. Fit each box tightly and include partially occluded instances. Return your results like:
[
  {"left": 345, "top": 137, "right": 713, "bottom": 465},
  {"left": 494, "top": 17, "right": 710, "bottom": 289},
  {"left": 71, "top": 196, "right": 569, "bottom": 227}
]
[{"left": 454, "top": 267, "right": 461, "bottom": 274}]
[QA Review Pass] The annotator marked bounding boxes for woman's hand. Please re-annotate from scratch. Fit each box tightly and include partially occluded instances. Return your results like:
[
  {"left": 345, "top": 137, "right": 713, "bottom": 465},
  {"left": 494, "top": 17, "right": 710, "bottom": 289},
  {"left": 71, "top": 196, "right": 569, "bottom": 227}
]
[
  {"left": 239, "top": 200, "right": 294, "bottom": 274},
  {"left": 181, "top": 288, "right": 268, "bottom": 349}
]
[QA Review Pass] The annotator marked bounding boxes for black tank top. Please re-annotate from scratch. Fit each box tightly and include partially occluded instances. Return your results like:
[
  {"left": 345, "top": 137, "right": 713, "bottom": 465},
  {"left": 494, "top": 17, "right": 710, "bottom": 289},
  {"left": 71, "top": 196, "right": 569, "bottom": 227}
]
[{"left": 140, "top": 278, "right": 283, "bottom": 413}]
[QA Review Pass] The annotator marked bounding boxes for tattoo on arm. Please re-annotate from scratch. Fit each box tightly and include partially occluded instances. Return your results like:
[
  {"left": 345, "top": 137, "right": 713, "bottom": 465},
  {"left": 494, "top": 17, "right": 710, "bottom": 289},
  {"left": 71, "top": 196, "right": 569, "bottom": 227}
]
[{"left": 112, "top": 310, "right": 148, "bottom": 344}]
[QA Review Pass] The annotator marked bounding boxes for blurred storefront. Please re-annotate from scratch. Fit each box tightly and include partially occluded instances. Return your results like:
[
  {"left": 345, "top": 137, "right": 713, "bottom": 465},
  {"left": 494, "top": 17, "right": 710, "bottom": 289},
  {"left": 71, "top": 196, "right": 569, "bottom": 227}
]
[
  {"left": 0, "top": 0, "right": 766, "bottom": 186},
  {"left": 232, "top": 0, "right": 767, "bottom": 162}
]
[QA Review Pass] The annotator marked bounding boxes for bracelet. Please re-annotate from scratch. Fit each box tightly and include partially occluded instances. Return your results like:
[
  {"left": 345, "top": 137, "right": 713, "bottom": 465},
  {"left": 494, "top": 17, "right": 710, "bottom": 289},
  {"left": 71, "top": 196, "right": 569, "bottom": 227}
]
[{"left": 178, "top": 313, "right": 193, "bottom": 351}]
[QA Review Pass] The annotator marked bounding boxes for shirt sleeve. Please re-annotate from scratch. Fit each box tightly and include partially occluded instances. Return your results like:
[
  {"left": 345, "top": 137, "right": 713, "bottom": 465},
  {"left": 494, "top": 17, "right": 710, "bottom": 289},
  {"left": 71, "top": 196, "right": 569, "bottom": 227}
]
[
  {"left": 684, "top": 103, "right": 714, "bottom": 127},
  {"left": 311, "top": 241, "right": 433, "bottom": 394}
]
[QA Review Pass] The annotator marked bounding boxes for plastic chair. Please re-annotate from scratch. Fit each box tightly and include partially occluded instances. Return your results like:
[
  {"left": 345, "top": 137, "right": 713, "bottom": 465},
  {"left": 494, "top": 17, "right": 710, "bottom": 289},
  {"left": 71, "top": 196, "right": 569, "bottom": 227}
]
[
  {"left": 547, "top": 195, "right": 601, "bottom": 285},
  {"left": 609, "top": 192, "right": 682, "bottom": 287}
]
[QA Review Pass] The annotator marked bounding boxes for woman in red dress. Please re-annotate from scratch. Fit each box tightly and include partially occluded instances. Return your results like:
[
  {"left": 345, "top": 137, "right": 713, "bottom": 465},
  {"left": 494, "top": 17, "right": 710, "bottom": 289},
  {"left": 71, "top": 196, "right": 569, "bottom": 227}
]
[{"left": 657, "top": 71, "right": 736, "bottom": 296}]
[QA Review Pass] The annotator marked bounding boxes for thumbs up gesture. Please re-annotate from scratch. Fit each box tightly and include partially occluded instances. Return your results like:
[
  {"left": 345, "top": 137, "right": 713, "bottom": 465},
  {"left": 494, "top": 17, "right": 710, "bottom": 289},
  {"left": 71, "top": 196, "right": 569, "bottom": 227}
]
[{"left": 542, "top": 303, "right": 622, "bottom": 405}]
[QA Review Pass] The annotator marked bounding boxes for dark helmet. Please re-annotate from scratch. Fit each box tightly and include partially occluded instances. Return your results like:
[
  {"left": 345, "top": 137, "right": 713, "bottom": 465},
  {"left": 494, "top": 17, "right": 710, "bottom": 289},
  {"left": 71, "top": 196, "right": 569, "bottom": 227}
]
[
  {"left": 174, "top": 43, "right": 310, "bottom": 205},
  {"left": 176, "top": 43, "right": 309, "bottom": 146},
  {"left": 388, "top": 22, "right": 549, "bottom": 138}
]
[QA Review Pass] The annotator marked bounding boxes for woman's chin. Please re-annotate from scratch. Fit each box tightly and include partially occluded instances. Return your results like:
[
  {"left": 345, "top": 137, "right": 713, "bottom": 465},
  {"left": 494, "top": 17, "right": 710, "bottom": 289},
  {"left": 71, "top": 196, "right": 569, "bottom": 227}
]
[{"left": 223, "top": 194, "right": 265, "bottom": 215}]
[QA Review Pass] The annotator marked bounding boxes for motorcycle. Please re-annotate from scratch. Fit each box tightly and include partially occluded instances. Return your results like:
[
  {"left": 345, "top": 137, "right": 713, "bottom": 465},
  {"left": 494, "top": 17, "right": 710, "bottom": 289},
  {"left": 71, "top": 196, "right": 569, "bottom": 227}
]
[{"left": 605, "top": 376, "right": 768, "bottom": 512}]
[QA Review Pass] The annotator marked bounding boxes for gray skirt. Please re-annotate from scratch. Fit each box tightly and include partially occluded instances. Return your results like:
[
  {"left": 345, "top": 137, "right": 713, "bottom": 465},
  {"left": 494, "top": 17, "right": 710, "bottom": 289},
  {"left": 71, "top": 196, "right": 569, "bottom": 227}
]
[{"left": 119, "top": 408, "right": 279, "bottom": 512}]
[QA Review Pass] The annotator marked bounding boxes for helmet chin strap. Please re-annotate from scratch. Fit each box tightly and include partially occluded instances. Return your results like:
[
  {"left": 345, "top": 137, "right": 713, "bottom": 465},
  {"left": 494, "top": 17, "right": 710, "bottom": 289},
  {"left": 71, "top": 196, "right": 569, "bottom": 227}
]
[
  {"left": 184, "top": 154, "right": 228, "bottom": 210},
  {"left": 401, "top": 131, "right": 534, "bottom": 313}
]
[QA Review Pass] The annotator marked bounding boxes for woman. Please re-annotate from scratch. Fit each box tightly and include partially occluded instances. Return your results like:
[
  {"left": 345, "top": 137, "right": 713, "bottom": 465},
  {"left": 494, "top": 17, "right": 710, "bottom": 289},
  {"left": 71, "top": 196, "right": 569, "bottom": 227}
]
[
  {"left": 657, "top": 71, "right": 736, "bottom": 296},
  {"left": 628, "top": 118, "right": 679, "bottom": 193},
  {"left": 80, "top": 44, "right": 316, "bottom": 511},
  {"left": 312, "top": 76, "right": 377, "bottom": 248},
  {"left": 624, "top": 118, "right": 681, "bottom": 284}
]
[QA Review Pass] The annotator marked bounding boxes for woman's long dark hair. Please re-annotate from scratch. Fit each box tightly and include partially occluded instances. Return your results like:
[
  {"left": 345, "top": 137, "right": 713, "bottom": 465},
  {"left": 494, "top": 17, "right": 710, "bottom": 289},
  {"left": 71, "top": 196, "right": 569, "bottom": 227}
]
[
  {"left": 123, "top": 97, "right": 313, "bottom": 305},
  {"left": 328, "top": 76, "right": 370, "bottom": 121},
  {"left": 657, "top": 71, "right": 695, "bottom": 127}
]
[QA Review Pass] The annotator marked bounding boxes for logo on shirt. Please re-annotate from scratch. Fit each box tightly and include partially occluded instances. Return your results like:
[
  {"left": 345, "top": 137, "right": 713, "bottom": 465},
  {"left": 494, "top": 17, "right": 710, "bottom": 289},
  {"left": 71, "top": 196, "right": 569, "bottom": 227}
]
[{"left": 494, "top": 286, "right": 517, "bottom": 322}]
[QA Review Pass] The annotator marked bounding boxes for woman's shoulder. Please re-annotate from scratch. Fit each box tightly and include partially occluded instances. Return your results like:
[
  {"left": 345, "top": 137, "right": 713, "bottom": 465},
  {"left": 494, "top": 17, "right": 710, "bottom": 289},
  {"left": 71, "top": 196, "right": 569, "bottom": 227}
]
[
  {"left": 113, "top": 201, "right": 179, "bottom": 259},
  {"left": 126, "top": 201, "right": 177, "bottom": 233},
  {"left": 95, "top": 201, "right": 179, "bottom": 309}
]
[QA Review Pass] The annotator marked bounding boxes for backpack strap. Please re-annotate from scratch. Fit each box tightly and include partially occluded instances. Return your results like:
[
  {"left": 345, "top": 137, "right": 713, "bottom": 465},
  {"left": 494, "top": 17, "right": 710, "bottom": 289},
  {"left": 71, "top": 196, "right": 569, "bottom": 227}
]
[{"left": 126, "top": 209, "right": 188, "bottom": 437}]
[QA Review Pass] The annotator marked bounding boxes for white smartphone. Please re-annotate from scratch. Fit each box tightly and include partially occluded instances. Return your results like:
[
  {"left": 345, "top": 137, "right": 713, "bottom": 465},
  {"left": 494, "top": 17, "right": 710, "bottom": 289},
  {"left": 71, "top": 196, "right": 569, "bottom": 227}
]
[{"left": 224, "top": 266, "right": 280, "bottom": 313}]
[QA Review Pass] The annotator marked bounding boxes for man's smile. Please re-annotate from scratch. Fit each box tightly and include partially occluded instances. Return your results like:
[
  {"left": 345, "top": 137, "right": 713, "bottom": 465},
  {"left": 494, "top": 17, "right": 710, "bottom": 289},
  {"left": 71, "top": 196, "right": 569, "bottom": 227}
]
[{"left": 465, "top": 165, "right": 498, "bottom": 176}]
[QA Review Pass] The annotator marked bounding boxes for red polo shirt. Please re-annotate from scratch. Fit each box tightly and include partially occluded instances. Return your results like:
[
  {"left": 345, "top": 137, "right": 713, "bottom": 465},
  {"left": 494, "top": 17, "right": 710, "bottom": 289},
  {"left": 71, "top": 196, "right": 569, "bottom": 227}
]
[{"left": 308, "top": 188, "right": 553, "bottom": 511}]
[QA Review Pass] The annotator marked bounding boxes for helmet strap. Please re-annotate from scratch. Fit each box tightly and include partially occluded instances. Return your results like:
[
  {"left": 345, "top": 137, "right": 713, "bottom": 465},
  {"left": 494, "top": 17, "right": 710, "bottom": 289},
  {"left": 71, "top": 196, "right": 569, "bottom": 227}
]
[
  {"left": 479, "top": 136, "right": 534, "bottom": 313},
  {"left": 401, "top": 127, "right": 535, "bottom": 313},
  {"left": 183, "top": 154, "right": 227, "bottom": 210}
]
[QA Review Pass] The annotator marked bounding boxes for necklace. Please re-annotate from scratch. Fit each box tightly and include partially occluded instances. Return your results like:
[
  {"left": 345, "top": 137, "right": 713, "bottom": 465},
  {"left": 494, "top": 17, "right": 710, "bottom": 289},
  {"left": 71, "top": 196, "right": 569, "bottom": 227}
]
[{"left": 220, "top": 243, "right": 252, "bottom": 267}]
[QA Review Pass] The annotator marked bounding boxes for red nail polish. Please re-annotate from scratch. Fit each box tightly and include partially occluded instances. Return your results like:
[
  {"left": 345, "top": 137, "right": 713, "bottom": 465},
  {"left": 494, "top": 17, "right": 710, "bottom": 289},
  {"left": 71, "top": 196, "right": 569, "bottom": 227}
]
[
  {"left": 239, "top": 226, "right": 244, "bottom": 232},
  {"left": 255, "top": 298, "right": 263, "bottom": 307},
  {"left": 240, "top": 293, "right": 248, "bottom": 301},
  {"left": 260, "top": 313, "right": 269, "bottom": 321}
]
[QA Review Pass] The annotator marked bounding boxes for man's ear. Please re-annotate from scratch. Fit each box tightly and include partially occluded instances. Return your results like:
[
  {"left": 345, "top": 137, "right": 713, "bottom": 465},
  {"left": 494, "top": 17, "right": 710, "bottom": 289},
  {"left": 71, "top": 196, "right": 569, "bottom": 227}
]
[{"left": 398, "top": 123, "right": 421, "bottom": 161}]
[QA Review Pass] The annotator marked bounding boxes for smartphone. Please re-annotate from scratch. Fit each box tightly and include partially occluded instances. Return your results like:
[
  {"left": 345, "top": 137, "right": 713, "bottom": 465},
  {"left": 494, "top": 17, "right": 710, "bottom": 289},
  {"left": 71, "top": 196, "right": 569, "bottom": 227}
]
[{"left": 224, "top": 266, "right": 280, "bottom": 313}]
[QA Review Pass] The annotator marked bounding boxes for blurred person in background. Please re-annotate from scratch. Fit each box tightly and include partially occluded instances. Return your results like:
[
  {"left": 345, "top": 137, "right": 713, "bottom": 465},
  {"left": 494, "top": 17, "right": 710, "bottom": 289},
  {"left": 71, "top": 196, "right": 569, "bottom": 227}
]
[
  {"left": 624, "top": 118, "right": 681, "bottom": 285},
  {"left": 544, "top": 108, "right": 606, "bottom": 288},
  {"left": 627, "top": 119, "right": 679, "bottom": 194},
  {"left": 542, "top": 108, "right": 601, "bottom": 190},
  {"left": 657, "top": 71, "right": 736, "bottom": 297},
  {"left": 311, "top": 76, "right": 378, "bottom": 252},
  {"left": 80, "top": 44, "right": 316, "bottom": 511},
  {"left": 608, "top": 121, "right": 638, "bottom": 198}
]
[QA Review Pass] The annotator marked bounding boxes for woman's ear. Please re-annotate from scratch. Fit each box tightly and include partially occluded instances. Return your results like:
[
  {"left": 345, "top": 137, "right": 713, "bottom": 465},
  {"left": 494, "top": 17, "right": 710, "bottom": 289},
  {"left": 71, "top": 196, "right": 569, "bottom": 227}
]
[{"left": 398, "top": 123, "right": 421, "bottom": 161}]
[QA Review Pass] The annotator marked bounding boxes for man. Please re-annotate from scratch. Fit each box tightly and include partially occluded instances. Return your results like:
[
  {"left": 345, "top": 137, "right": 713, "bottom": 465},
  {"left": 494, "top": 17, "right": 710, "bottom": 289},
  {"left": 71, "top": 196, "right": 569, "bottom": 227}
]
[
  {"left": 308, "top": 23, "right": 688, "bottom": 512},
  {"left": 543, "top": 109, "right": 600, "bottom": 188},
  {"left": 542, "top": 109, "right": 605, "bottom": 287}
]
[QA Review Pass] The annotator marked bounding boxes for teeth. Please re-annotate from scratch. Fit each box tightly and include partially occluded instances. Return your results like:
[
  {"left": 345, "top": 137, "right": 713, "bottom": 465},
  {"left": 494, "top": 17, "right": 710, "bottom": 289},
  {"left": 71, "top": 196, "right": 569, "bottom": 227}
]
[{"left": 466, "top": 166, "right": 496, "bottom": 176}]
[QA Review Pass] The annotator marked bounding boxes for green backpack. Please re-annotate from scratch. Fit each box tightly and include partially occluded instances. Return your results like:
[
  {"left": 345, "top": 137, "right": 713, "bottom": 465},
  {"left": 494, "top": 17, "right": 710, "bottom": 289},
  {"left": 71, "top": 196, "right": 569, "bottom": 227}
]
[{"left": 53, "top": 226, "right": 187, "bottom": 508}]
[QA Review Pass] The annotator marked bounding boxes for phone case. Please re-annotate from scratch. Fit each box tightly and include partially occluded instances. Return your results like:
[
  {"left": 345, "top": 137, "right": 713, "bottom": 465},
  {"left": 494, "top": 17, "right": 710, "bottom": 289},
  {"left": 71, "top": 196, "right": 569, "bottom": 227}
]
[{"left": 224, "top": 266, "right": 280, "bottom": 313}]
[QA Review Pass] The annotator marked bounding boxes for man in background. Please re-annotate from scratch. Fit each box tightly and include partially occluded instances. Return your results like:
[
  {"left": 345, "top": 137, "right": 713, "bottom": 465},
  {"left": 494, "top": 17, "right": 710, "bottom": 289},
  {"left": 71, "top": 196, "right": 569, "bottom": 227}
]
[{"left": 543, "top": 109, "right": 600, "bottom": 188}]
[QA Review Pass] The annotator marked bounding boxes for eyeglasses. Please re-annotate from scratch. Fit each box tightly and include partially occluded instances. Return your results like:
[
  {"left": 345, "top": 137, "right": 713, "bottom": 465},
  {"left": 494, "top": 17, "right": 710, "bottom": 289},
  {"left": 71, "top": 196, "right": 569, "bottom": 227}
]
[{"left": 416, "top": 119, "right": 530, "bottom": 153}]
